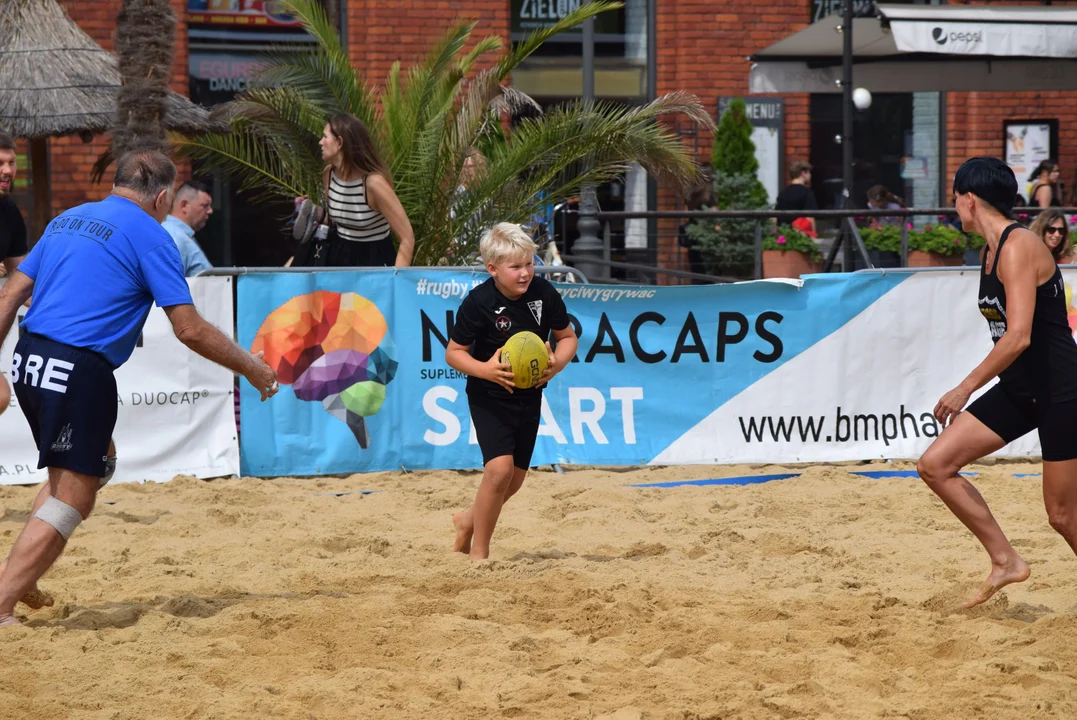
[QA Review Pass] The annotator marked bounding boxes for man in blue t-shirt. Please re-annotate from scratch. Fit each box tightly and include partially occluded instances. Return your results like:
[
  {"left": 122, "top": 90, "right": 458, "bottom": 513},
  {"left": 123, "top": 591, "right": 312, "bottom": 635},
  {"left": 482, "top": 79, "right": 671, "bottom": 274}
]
[{"left": 0, "top": 150, "right": 278, "bottom": 627}]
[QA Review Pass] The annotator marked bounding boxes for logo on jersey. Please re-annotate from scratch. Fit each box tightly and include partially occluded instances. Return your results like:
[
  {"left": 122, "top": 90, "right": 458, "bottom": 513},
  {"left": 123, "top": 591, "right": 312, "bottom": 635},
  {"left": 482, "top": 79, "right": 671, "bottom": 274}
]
[
  {"left": 51, "top": 424, "right": 73, "bottom": 453},
  {"left": 495, "top": 315, "right": 511, "bottom": 332},
  {"left": 527, "top": 300, "right": 543, "bottom": 325},
  {"left": 494, "top": 306, "right": 506, "bottom": 314},
  {"left": 979, "top": 295, "right": 1007, "bottom": 340}
]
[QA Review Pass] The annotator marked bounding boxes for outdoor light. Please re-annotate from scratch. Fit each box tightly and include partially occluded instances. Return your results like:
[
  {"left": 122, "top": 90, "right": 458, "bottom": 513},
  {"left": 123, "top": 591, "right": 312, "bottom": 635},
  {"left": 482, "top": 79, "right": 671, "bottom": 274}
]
[
  {"left": 834, "top": 134, "right": 843, "bottom": 145},
  {"left": 853, "top": 87, "right": 872, "bottom": 110}
]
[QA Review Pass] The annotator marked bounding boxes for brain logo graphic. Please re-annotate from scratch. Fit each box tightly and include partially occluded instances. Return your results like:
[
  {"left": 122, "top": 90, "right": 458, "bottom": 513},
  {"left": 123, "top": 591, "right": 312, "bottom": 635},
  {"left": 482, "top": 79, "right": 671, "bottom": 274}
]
[{"left": 252, "top": 291, "right": 397, "bottom": 448}]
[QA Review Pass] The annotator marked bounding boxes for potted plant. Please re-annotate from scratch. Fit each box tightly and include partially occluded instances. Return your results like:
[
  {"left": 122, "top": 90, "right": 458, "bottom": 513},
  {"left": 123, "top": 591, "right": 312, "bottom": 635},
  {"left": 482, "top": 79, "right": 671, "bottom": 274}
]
[
  {"left": 859, "top": 222, "right": 902, "bottom": 268},
  {"left": 908, "top": 223, "right": 967, "bottom": 267},
  {"left": 762, "top": 224, "right": 822, "bottom": 278}
]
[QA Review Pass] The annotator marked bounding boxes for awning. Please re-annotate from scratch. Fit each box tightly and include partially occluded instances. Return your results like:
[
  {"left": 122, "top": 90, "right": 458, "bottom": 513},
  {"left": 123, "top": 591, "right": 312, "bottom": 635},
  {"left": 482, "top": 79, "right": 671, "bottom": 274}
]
[{"left": 749, "top": 4, "right": 1077, "bottom": 94}]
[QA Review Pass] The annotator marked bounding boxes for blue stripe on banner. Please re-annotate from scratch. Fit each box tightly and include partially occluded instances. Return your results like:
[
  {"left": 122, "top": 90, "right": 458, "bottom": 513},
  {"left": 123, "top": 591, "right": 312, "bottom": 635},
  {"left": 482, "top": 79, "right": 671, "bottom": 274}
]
[
  {"left": 628, "top": 473, "right": 800, "bottom": 488},
  {"left": 850, "top": 470, "right": 978, "bottom": 479}
]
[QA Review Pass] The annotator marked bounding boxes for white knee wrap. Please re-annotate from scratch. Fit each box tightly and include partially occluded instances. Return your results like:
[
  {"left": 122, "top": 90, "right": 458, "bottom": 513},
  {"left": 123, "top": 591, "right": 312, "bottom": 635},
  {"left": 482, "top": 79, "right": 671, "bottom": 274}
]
[
  {"left": 35, "top": 497, "right": 83, "bottom": 541},
  {"left": 101, "top": 456, "right": 117, "bottom": 487}
]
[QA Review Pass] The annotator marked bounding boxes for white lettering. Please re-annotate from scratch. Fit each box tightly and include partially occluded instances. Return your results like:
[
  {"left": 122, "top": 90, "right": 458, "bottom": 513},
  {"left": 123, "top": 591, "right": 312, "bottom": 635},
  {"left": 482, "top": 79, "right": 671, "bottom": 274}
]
[
  {"left": 423, "top": 386, "right": 461, "bottom": 446},
  {"left": 40, "top": 358, "right": 74, "bottom": 393},
  {"left": 538, "top": 394, "right": 568, "bottom": 444},
  {"left": 570, "top": 387, "right": 608, "bottom": 444},
  {"left": 10, "top": 352, "right": 20, "bottom": 384},
  {"left": 23, "top": 354, "right": 43, "bottom": 387},
  {"left": 520, "top": 0, "right": 532, "bottom": 18},
  {"left": 610, "top": 387, "right": 643, "bottom": 444}
]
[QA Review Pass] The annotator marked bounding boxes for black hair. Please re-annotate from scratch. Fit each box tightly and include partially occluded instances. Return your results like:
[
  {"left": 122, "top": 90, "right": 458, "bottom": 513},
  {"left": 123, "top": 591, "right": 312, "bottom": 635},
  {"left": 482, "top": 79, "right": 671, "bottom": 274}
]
[
  {"left": 0, "top": 131, "right": 14, "bottom": 151},
  {"left": 1028, "top": 159, "right": 1058, "bottom": 183},
  {"left": 952, "top": 157, "right": 1017, "bottom": 219}
]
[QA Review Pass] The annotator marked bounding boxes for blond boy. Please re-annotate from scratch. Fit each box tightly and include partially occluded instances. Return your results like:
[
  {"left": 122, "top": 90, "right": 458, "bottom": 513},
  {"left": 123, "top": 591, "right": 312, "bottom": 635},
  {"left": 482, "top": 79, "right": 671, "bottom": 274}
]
[{"left": 445, "top": 223, "right": 578, "bottom": 560}]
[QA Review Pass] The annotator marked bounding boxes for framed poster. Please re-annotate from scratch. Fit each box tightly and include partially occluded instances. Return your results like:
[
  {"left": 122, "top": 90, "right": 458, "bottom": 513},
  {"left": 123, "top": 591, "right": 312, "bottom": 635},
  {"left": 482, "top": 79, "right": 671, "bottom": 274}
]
[
  {"left": 1004, "top": 119, "right": 1059, "bottom": 198},
  {"left": 718, "top": 97, "right": 784, "bottom": 206}
]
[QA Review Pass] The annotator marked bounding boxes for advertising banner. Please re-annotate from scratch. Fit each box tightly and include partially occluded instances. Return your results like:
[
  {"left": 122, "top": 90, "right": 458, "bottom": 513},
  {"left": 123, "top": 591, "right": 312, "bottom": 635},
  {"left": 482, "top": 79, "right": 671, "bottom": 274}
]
[
  {"left": 234, "top": 268, "right": 1077, "bottom": 477},
  {"left": 0, "top": 277, "right": 239, "bottom": 485}
]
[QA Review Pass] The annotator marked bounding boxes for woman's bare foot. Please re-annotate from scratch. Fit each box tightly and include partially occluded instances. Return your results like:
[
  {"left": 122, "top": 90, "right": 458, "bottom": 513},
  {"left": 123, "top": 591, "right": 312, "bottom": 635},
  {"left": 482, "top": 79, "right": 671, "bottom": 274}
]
[
  {"left": 964, "top": 556, "right": 1032, "bottom": 608},
  {"left": 0, "top": 614, "right": 20, "bottom": 627},
  {"left": 452, "top": 511, "right": 474, "bottom": 554}
]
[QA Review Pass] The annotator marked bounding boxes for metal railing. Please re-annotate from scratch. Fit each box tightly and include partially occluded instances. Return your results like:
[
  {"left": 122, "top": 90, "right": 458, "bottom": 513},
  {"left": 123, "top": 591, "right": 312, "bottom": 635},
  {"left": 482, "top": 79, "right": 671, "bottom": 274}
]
[
  {"left": 198, "top": 264, "right": 591, "bottom": 284},
  {"left": 585, "top": 207, "right": 1077, "bottom": 279}
]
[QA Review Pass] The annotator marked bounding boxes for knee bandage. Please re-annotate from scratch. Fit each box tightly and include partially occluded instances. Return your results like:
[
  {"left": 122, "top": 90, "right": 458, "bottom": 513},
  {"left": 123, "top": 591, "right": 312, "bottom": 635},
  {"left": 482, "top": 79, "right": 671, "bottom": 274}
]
[
  {"left": 101, "top": 456, "right": 117, "bottom": 487},
  {"left": 34, "top": 497, "right": 84, "bottom": 541}
]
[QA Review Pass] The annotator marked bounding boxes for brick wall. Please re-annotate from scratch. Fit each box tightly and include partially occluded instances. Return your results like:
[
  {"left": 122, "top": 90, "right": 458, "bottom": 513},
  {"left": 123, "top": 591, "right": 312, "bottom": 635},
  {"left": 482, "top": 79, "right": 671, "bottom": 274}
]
[
  {"left": 46, "top": 0, "right": 189, "bottom": 222},
  {"left": 654, "top": 1, "right": 811, "bottom": 280},
  {"left": 347, "top": 0, "right": 510, "bottom": 84}
]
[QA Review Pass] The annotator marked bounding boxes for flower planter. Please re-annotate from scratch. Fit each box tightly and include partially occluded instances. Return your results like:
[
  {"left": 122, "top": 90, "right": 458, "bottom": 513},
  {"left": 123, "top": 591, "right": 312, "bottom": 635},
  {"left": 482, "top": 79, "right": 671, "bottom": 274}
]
[
  {"left": 763, "top": 249, "right": 821, "bottom": 279},
  {"left": 907, "top": 250, "right": 964, "bottom": 268},
  {"left": 963, "top": 249, "right": 983, "bottom": 267}
]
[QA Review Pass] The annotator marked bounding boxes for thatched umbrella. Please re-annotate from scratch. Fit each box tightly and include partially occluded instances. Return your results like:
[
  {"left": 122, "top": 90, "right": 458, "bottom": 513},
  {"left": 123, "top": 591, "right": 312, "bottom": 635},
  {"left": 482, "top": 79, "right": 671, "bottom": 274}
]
[{"left": 0, "top": 0, "right": 228, "bottom": 237}]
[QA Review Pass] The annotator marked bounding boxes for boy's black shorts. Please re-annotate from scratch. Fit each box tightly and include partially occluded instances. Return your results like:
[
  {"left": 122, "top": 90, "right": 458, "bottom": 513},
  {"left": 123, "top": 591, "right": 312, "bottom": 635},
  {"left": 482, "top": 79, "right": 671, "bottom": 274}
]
[
  {"left": 468, "top": 390, "right": 542, "bottom": 469},
  {"left": 12, "top": 332, "right": 118, "bottom": 478}
]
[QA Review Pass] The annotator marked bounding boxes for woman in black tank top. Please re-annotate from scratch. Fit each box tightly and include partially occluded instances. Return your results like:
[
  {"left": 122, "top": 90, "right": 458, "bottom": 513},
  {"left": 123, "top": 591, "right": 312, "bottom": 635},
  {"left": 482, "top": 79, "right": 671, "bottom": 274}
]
[{"left": 918, "top": 157, "right": 1077, "bottom": 610}]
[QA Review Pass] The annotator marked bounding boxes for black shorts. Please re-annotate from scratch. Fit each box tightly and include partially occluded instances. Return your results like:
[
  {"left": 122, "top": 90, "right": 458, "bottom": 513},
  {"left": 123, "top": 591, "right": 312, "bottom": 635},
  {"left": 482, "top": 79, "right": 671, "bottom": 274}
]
[
  {"left": 468, "top": 390, "right": 542, "bottom": 469},
  {"left": 966, "top": 383, "right": 1077, "bottom": 462},
  {"left": 12, "top": 333, "right": 118, "bottom": 478}
]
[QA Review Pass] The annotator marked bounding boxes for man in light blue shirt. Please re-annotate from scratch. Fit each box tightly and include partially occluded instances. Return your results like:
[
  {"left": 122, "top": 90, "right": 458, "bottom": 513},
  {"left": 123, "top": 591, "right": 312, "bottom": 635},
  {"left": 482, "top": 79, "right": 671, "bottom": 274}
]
[
  {"left": 161, "top": 180, "right": 214, "bottom": 276},
  {"left": 0, "top": 151, "right": 277, "bottom": 627}
]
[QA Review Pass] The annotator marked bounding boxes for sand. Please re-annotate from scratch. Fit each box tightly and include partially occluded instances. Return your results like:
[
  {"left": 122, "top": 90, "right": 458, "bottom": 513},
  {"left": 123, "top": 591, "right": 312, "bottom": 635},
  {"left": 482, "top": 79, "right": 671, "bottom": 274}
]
[{"left": 1, "top": 461, "right": 1076, "bottom": 719}]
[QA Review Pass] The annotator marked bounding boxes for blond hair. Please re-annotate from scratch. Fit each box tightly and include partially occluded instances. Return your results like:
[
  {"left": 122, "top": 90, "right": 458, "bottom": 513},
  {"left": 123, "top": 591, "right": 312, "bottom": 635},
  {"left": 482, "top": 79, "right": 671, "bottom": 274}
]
[{"left": 479, "top": 222, "right": 537, "bottom": 266}]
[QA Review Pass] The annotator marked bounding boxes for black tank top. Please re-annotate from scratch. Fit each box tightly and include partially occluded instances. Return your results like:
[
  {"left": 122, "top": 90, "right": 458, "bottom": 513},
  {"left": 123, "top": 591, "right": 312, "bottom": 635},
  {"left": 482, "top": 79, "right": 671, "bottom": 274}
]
[{"left": 978, "top": 223, "right": 1077, "bottom": 402}]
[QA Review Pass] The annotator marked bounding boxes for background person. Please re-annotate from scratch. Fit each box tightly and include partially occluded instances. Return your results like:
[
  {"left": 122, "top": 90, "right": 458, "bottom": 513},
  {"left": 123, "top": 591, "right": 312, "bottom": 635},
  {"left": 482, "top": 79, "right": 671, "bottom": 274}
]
[
  {"left": 162, "top": 180, "right": 214, "bottom": 276},
  {"left": 1029, "top": 209, "right": 1077, "bottom": 264},
  {"left": 0, "top": 131, "right": 29, "bottom": 416}
]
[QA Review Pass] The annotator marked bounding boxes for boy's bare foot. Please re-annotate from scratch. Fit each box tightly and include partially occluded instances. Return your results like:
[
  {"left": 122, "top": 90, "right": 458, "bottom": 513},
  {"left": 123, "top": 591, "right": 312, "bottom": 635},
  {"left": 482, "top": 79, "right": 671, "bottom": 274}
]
[
  {"left": 0, "top": 614, "right": 20, "bottom": 627},
  {"left": 964, "top": 556, "right": 1031, "bottom": 608},
  {"left": 452, "top": 511, "right": 474, "bottom": 554}
]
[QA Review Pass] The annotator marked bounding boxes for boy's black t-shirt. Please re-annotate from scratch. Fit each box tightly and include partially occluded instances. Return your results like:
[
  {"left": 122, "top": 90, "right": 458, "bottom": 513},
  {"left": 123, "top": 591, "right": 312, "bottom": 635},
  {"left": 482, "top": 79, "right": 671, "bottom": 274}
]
[{"left": 450, "top": 276, "right": 570, "bottom": 397}]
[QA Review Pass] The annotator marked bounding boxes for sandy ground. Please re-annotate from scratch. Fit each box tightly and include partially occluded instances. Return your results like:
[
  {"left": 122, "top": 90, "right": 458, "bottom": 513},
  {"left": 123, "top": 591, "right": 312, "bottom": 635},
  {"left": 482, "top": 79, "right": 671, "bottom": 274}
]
[{"left": 1, "top": 461, "right": 1076, "bottom": 719}]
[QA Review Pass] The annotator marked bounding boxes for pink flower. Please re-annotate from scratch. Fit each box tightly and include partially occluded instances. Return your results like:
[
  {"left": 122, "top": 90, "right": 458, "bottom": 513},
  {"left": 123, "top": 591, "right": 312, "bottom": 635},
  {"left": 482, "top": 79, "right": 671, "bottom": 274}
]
[
  {"left": 937, "top": 214, "right": 945, "bottom": 220},
  {"left": 906, "top": 223, "right": 913, "bottom": 229},
  {"left": 925, "top": 225, "right": 932, "bottom": 231},
  {"left": 1019, "top": 213, "right": 1029, "bottom": 220},
  {"left": 953, "top": 238, "right": 961, "bottom": 244},
  {"left": 776, "top": 236, "right": 787, "bottom": 245}
]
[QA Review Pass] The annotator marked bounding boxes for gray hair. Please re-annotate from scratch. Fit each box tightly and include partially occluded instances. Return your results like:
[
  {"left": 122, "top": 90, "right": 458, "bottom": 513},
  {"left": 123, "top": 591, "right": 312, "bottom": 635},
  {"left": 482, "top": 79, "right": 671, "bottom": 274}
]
[{"left": 113, "top": 150, "right": 176, "bottom": 203}]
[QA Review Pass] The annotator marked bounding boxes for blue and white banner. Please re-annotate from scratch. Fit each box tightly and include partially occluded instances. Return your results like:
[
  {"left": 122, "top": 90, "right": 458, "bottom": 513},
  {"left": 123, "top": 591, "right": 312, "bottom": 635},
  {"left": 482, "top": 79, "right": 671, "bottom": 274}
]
[{"left": 236, "top": 267, "right": 1058, "bottom": 476}]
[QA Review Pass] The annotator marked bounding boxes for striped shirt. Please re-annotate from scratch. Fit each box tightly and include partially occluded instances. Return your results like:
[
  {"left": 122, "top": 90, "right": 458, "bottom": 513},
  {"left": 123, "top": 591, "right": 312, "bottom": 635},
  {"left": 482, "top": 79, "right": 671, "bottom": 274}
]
[{"left": 326, "top": 171, "right": 391, "bottom": 243}]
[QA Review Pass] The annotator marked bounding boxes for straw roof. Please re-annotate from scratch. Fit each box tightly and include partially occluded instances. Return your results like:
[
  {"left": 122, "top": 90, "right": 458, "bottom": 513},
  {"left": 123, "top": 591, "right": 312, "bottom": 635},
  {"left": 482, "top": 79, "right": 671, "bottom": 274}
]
[{"left": 0, "top": 0, "right": 228, "bottom": 139}]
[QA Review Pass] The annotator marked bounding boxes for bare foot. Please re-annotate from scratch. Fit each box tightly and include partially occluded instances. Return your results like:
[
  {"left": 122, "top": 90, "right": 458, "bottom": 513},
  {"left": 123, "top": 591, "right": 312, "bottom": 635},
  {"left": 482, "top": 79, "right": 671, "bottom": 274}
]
[
  {"left": 19, "top": 587, "right": 54, "bottom": 610},
  {"left": 452, "top": 511, "right": 473, "bottom": 554},
  {"left": 468, "top": 550, "right": 489, "bottom": 562},
  {"left": 964, "top": 556, "right": 1032, "bottom": 608},
  {"left": 0, "top": 563, "right": 54, "bottom": 610},
  {"left": 0, "top": 614, "right": 20, "bottom": 627}
]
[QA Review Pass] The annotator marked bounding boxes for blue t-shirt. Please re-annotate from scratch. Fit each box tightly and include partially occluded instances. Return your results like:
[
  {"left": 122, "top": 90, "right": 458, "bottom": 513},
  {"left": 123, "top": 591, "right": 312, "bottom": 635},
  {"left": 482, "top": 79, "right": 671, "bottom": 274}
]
[{"left": 18, "top": 195, "right": 194, "bottom": 368}]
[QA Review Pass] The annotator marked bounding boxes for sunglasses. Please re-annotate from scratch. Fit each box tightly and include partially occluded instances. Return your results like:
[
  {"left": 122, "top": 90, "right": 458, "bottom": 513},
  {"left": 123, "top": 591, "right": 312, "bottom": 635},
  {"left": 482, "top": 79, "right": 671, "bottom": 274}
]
[{"left": 1046, "top": 226, "right": 1067, "bottom": 236}]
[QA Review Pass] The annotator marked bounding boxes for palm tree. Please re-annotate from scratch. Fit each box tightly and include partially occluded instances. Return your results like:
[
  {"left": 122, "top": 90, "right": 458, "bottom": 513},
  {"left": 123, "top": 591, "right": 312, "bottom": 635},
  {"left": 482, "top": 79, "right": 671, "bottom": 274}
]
[
  {"left": 113, "top": 0, "right": 175, "bottom": 156},
  {"left": 179, "top": 0, "right": 713, "bottom": 266}
]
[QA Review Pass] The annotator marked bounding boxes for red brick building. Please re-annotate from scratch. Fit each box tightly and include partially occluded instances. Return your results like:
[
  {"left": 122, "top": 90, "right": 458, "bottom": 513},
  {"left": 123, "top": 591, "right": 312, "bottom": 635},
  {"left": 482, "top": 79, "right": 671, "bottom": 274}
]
[{"left": 25, "top": 0, "right": 1077, "bottom": 275}]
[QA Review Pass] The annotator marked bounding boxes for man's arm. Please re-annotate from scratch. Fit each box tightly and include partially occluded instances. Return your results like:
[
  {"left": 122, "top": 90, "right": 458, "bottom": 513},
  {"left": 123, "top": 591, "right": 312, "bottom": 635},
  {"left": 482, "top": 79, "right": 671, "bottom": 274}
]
[
  {"left": 0, "top": 270, "right": 33, "bottom": 341},
  {"left": 2, "top": 255, "right": 24, "bottom": 276},
  {"left": 163, "top": 304, "right": 278, "bottom": 401}
]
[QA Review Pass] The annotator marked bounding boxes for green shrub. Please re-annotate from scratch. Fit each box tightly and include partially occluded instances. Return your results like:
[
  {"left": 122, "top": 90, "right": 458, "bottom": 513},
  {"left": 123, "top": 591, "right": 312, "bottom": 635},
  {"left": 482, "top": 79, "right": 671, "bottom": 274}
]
[{"left": 909, "top": 224, "right": 967, "bottom": 256}]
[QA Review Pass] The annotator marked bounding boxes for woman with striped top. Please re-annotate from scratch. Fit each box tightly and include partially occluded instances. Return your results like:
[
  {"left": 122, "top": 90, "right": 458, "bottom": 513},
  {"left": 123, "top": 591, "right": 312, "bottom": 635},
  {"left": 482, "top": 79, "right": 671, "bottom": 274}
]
[{"left": 293, "top": 113, "right": 414, "bottom": 267}]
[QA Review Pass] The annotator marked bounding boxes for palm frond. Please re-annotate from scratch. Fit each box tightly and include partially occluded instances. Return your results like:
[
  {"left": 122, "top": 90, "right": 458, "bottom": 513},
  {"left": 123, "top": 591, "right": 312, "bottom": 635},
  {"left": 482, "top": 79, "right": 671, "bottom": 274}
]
[{"left": 492, "top": 1, "right": 622, "bottom": 81}]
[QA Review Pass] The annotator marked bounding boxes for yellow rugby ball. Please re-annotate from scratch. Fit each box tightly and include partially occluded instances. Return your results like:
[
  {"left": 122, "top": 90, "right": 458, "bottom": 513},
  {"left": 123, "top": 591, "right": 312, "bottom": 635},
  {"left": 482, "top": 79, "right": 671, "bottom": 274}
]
[{"left": 500, "top": 331, "right": 549, "bottom": 389}]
